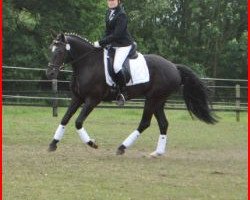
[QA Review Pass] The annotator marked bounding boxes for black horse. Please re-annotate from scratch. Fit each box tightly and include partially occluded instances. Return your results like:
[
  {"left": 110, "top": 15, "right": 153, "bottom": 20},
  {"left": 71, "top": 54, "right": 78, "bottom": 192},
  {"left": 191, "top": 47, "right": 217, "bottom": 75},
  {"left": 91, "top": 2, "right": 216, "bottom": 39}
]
[{"left": 46, "top": 33, "right": 217, "bottom": 156}]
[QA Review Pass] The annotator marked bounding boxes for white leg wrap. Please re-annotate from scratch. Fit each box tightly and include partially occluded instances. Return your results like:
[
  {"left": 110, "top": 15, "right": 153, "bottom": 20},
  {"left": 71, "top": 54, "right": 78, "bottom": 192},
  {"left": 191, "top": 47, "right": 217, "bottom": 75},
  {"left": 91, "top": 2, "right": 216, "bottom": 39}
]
[
  {"left": 122, "top": 130, "right": 140, "bottom": 148},
  {"left": 155, "top": 135, "right": 167, "bottom": 154},
  {"left": 77, "top": 127, "right": 91, "bottom": 143},
  {"left": 54, "top": 124, "right": 65, "bottom": 141}
]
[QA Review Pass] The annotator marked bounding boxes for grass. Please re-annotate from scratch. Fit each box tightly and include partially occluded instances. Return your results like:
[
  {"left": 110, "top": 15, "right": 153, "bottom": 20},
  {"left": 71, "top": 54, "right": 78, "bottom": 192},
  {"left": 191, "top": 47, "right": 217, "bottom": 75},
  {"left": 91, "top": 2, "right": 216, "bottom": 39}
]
[{"left": 3, "top": 106, "right": 247, "bottom": 200}]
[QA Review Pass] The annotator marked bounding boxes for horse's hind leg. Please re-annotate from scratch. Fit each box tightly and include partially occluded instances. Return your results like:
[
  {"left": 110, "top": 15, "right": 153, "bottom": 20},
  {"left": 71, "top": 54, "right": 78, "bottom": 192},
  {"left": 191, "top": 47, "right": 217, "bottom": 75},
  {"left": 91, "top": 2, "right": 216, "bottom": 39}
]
[
  {"left": 150, "top": 103, "right": 168, "bottom": 157},
  {"left": 116, "top": 99, "right": 155, "bottom": 155},
  {"left": 48, "top": 97, "right": 82, "bottom": 152}
]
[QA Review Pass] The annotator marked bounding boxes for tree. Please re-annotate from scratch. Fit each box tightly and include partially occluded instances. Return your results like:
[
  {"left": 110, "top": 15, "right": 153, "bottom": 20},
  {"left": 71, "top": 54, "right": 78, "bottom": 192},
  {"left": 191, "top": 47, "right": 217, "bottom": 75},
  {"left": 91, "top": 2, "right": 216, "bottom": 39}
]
[
  {"left": 124, "top": 0, "right": 247, "bottom": 78},
  {"left": 3, "top": 0, "right": 247, "bottom": 79}
]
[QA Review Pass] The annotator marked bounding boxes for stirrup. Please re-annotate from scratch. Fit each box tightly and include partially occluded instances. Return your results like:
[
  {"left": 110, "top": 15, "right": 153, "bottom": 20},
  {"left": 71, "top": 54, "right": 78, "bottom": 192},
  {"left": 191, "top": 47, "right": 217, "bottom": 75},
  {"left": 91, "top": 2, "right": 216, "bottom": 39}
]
[{"left": 116, "top": 93, "right": 126, "bottom": 106}]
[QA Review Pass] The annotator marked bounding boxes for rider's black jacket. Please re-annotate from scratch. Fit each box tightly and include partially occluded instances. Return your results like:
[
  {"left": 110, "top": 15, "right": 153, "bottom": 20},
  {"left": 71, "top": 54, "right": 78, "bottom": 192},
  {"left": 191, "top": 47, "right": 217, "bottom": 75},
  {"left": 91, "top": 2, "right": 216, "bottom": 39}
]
[{"left": 99, "top": 5, "right": 133, "bottom": 47}]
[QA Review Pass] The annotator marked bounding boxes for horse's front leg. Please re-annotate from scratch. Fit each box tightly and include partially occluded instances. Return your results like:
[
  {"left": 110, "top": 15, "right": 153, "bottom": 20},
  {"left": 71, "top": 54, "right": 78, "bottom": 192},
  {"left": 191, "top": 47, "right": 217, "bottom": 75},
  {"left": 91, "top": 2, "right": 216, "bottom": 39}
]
[
  {"left": 75, "top": 98, "right": 100, "bottom": 149},
  {"left": 48, "top": 97, "right": 82, "bottom": 152}
]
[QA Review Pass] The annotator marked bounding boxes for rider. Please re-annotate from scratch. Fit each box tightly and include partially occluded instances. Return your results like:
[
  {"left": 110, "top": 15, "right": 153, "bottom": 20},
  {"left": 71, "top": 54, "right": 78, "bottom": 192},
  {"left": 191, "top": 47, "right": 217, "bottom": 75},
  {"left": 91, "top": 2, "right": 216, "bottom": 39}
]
[{"left": 94, "top": 0, "right": 134, "bottom": 106}]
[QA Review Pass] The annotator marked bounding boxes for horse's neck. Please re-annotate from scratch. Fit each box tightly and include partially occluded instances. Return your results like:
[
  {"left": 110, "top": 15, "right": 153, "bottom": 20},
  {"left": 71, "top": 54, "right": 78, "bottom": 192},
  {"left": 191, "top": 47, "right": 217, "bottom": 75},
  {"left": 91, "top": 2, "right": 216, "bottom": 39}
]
[
  {"left": 72, "top": 42, "right": 93, "bottom": 57},
  {"left": 67, "top": 36, "right": 94, "bottom": 57},
  {"left": 72, "top": 48, "right": 103, "bottom": 76}
]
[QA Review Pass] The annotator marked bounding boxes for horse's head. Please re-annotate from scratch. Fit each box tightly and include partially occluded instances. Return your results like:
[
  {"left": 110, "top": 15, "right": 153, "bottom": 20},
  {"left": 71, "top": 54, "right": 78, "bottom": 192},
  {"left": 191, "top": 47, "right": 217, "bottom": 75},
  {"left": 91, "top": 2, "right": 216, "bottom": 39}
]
[{"left": 46, "top": 33, "right": 71, "bottom": 79}]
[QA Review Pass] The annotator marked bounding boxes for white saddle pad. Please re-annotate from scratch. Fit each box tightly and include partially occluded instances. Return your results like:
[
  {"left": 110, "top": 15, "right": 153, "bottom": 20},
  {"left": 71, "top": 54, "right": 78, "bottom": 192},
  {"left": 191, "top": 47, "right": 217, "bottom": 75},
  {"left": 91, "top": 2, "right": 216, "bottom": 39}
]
[{"left": 104, "top": 49, "right": 150, "bottom": 86}]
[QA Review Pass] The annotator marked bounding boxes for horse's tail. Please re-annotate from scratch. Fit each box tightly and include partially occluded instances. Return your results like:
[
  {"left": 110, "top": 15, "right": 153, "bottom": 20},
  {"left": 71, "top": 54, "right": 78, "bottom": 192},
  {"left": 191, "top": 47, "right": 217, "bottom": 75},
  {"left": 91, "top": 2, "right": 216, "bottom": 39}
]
[{"left": 176, "top": 64, "right": 217, "bottom": 124}]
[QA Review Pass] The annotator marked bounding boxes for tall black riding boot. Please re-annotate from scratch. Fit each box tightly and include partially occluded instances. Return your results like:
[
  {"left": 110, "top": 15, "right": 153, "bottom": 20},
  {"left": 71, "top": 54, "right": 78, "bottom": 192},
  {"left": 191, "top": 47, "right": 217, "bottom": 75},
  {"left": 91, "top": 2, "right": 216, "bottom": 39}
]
[{"left": 115, "top": 70, "right": 127, "bottom": 106}]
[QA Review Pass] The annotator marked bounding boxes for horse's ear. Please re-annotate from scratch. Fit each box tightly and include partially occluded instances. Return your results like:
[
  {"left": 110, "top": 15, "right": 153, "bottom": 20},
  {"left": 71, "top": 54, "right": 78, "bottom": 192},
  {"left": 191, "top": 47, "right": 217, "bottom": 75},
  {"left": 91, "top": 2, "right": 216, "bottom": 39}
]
[
  {"left": 59, "top": 33, "right": 66, "bottom": 42},
  {"left": 50, "top": 29, "right": 57, "bottom": 38}
]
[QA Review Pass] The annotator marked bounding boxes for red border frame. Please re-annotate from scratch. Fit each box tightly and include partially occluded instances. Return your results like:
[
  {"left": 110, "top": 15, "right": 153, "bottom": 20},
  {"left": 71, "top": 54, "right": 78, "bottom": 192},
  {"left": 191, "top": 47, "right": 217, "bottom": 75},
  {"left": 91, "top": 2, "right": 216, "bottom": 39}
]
[
  {"left": 247, "top": 3, "right": 249, "bottom": 195},
  {"left": 0, "top": 1, "right": 248, "bottom": 200},
  {"left": 0, "top": 0, "right": 2, "bottom": 199},
  {"left": 0, "top": 0, "right": 3, "bottom": 199}
]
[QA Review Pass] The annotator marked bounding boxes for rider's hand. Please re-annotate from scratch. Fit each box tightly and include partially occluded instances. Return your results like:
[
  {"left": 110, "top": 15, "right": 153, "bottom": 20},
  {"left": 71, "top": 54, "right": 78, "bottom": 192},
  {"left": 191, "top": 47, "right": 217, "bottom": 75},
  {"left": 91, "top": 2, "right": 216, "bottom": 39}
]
[{"left": 94, "top": 41, "right": 101, "bottom": 48}]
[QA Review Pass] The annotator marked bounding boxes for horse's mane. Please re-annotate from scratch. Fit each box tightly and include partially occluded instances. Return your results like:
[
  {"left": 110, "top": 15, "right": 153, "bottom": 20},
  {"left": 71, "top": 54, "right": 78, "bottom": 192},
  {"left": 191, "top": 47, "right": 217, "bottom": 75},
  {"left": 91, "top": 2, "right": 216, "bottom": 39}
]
[{"left": 64, "top": 32, "right": 93, "bottom": 47}]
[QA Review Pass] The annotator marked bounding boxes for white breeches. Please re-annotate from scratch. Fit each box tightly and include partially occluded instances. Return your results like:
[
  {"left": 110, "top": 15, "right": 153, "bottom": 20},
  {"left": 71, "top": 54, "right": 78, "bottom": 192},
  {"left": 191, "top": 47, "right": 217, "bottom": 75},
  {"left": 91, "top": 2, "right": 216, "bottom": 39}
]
[{"left": 113, "top": 45, "right": 132, "bottom": 73}]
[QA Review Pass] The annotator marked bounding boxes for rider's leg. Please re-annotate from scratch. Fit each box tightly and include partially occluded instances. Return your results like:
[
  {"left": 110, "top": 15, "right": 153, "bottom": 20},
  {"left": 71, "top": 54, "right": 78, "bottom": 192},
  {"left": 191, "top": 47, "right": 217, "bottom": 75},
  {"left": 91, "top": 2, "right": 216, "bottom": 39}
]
[
  {"left": 113, "top": 45, "right": 132, "bottom": 106},
  {"left": 113, "top": 45, "right": 132, "bottom": 74}
]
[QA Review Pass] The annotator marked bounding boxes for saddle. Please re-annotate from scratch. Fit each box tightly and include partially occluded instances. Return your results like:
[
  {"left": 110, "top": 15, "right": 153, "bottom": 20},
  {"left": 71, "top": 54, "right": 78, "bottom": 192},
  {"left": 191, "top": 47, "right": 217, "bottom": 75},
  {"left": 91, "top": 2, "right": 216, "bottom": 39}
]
[{"left": 106, "top": 43, "right": 138, "bottom": 84}]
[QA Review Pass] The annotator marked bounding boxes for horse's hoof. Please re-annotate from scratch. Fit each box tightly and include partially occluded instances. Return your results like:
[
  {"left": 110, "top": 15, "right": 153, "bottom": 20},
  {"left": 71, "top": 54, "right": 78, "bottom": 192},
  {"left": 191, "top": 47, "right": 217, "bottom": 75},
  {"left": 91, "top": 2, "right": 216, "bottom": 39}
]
[
  {"left": 48, "top": 144, "right": 57, "bottom": 152},
  {"left": 87, "top": 140, "right": 98, "bottom": 149},
  {"left": 116, "top": 148, "right": 125, "bottom": 155},
  {"left": 149, "top": 151, "right": 164, "bottom": 158},
  {"left": 116, "top": 145, "right": 126, "bottom": 155}
]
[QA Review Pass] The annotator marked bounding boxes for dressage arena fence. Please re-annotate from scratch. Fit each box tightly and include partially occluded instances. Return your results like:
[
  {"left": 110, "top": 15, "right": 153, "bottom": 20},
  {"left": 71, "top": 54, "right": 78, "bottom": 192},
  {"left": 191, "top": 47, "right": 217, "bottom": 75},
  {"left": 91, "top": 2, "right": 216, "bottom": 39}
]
[{"left": 3, "top": 66, "right": 248, "bottom": 121}]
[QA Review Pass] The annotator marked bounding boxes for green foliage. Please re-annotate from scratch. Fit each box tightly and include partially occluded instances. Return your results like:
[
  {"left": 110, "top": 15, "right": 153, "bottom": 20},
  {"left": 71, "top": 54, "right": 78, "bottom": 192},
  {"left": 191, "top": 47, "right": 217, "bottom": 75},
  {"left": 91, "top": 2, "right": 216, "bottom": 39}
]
[{"left": 3, "top": 0, "right": 247, "bottom": 78}]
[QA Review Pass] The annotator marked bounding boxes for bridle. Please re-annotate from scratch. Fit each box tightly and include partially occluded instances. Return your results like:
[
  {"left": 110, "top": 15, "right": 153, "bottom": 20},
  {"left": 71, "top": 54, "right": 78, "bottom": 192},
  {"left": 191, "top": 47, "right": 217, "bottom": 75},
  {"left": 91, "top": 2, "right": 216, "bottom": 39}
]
[
  {"left": 48, "top": 40, "right": 68, "bottom": 71},
  {"left": 48, "top": 39, "right": 96, "bottom": 71}
]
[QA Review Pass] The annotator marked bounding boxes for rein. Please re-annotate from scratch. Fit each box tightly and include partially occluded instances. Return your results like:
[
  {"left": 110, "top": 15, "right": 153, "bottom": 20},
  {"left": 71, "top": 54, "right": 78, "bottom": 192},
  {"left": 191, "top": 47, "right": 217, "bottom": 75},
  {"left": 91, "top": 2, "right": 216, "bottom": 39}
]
[{"left": 66, "top": 49, "right": 95, "bottom": 66}]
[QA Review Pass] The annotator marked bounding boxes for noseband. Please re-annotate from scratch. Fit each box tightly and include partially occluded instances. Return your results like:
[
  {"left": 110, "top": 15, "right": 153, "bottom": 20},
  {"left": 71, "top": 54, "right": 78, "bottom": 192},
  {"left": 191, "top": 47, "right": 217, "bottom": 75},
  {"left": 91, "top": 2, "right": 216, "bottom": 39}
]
[
  {"left": 48, "top": 62, "right": 64, "bottom": 71},
  {"left": 48, "top": 62, "right": 66, "bottom": 72}
]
